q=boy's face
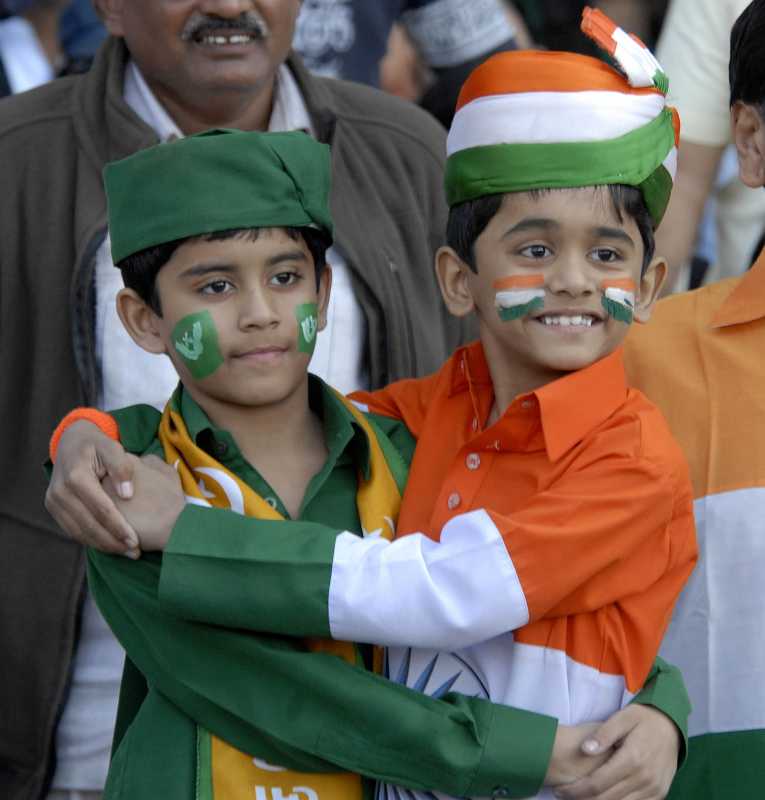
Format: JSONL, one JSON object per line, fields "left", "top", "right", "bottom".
{"left": 120, "top": 229, "right": 329, "bottom": 413}
{"left": 438, "top": 187, "right": 665, "bottom": 389}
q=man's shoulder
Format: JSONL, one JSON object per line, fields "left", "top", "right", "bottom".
{"left": 312, "top": 74, "right": 446, "bottom": 162}
{"left": 0, "top": 75, "right": 79, "bottom": 142}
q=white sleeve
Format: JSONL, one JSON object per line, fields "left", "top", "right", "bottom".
{"left": 327, "top": 509, "right": 529, "bottom": 649}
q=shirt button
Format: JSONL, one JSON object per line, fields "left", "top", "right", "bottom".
{"left": 492, "top": 787, "right": 511, "bottom": 798}
{"left": 213, "top": 439, "right": 228, "bottom": 457}
{"left": 471, "top": 417, "right": 478, "bottom": 431}
{"left": 447, "top": 492, "right": 461, "bottom": 510}
{"left": 466, "top": 453, "right": 481, "bottom": 470}
{"left": 264, "top": 496, "right": 278, "bottom": 509}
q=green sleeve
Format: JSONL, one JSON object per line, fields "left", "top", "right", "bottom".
{"left": 629, "top": 656, "right": 690, "bottom": 768}
{"left": 88, "top": 548, "right": 555, "bottom": 798}
{"left": 160, "top": 507, "right": 338, "bottom": 636}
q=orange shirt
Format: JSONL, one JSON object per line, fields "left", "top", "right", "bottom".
{"left": 353, "top": 344, "right": 697, "bottom": 699}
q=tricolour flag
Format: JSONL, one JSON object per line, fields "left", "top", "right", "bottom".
{"left": 493, "top": 275, "right": 545, "bottom": 321}
{"left": 601, "top": 278, "right": 636, "bottom": 324}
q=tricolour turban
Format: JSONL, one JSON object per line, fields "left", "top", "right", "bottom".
{"left": 444, "top": 7, "right": 680, "bottom": 226}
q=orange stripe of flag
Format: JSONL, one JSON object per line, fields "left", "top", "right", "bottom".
{"left": 493, "top": 275, "right": 546, "bottom": 291}
{"left": 581, "top": 7, "right": 617, "bottom": 56}
{"left": 601, "top": 278, "right": 636, "bottom": 291}
{"left": 455, "top": 51, "right": 662, "bottom": 111}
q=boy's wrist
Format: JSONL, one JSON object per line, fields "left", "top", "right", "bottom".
{"left": 50, "top": 407, "right": 119, "bottom": 463}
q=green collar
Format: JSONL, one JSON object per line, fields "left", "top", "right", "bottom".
{"left": 170, "top": 377, "right": 372, "bottom": 480}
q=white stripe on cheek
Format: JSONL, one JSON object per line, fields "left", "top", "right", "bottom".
{"left": 495, "top": 288, "right": 546, "bottom": 309}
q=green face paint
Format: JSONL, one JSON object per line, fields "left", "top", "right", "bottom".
{"left": 296, "top": 302, "right": 319, "bottom": 355}
{"left": 172, "top": 310, "right": 224, "bottom": 379}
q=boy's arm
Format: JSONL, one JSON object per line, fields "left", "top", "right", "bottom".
{"left": 87, "top": 546, "right": 558, "bottom": 798}
{"left": 159, "top": 449, "right": 695, "bottom": 687}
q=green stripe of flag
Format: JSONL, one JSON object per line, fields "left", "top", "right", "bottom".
{"left": 668, "top": 728, "right": 765, "bottom": 800}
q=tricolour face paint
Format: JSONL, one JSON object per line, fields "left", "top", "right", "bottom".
{"left": 172, "top": 310, "right": 224, "bottom": 379}
{"left": 296, "top": 302, "right": 319, "bottom": 354}
{"left": 601, "top": 278, "right": 636, "bottom": 324}
{"left": 493, "top": 275, "right": 545, "bottom": 321}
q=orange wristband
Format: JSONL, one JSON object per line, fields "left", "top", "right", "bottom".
{"left": 49, "top": 408, "right": 120, "bottom": 463}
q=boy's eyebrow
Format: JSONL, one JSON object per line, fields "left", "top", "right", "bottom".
{"left": 178, "top": 249, "right": 309, "bottom": 279}
{"left": 502, "top": 218, "right": 560, "bottom": 238}
{"left": 592, "top": 226, "right": 636, "bottom": 248}
{"left": 264, "top": 250, "right": 310, "bottom": 268}
{"left": 178, "top": 263, "right": 237, "bottom": 279}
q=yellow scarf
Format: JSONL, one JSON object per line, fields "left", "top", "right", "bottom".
{"left": 158, "top": 390, "right": 402, "bottom": 800}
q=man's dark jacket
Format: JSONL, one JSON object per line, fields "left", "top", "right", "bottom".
{"left": 0, "top": 38, "right": 466, "bottom": 800}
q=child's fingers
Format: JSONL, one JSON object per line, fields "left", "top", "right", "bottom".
{"left": 45, "top": 486, "right": 137, "bottom": 555}
{"left": 46, "top": 458, "right": 139, "bottom": 551}
{"left": 95, "top": 437, "right": 135, "bottom": 500}
{"left": 581, "top": 704, "right": 639, "bottom": 754}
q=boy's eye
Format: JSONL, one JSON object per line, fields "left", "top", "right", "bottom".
{"left": 270, "top": 271, "right": 301, "bottom": 287}
{"left": 591, "top": 248, "right": 620, "bottom": 263}
{"left": 201, "top": 279, "right": 233, "bottom": 295}
{"left": 519, "top": 244, "right": 552, "bottom": 259}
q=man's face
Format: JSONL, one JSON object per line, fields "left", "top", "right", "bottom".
{"left": 149, "top": 229, "right": 329, "bottom": 414}
{"left": 101, "top": 0, "right": 301, "bottom": 98}
{"left": 463, "top": 187, "right": 663, "bottom": 388}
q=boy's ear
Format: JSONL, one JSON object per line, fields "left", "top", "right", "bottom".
{"left": 116, "top": 288, "right": 167, "bottom": 354}
{"left": 435, "top": 246, "right": 475, "bottom": 318}
{"left": 316, "top": 265, "right": 332, "bottom": 331}
{"left": 633, "top": 256, "right": 667, "bottom": 324}
{"left": 731, "top": 101, "right": 765, "bottom": 189}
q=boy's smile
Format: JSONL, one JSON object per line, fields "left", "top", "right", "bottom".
{"left": 439, "top": 187, "right": 665, "bottom": 403}
{"left": 137, "top": 229, "right": 329, "bottom": 415}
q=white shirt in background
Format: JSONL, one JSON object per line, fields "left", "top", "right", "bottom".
{"left": 0, "top": 17, "right": 54, "bottom": 94}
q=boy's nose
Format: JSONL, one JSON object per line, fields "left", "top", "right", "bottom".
{"left": 238, "top": 289, "right": 279, "bottom": 330}
{"left": 546, "top": 259, "right": 596, "bottom": 297}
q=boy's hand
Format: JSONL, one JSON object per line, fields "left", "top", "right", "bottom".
{"left": 102, "top": 455, "right": 186, "bottom": 552}
{"left": 546, "top": 723, "right": 612, "bottom": 786}
{"left": 45, "top": 420, "right": 140, "bottom": 556}
{"left": 553, "top": 705, "right": 680, "bottom": 800}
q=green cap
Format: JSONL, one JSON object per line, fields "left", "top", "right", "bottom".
{"left": 104, "top": 129, "right": 334, "bottom": 264}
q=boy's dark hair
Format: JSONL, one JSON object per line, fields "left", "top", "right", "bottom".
{"left": 118, "top": 227, "right": 330, "bottom": 315}
{"left": 446, "top": 185, "right": 656, "bottom": 274}
{"left": 729, "top": 0, "right": 765, "bottom": 109}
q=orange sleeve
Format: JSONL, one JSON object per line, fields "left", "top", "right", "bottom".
{"left": 484, "top": 426, "right": 697, "bottom": 688}
{"left": 492, "top": 423, "right": 696, "bottom": 621}
{"left": 49, "top": 408, "right": 119, "bottom": 463}
{"left": 350, "top": 371, "right": 441, "bottom": 439}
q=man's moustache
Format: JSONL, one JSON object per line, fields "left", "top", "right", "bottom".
{"left": 180, "top": 12, "right": 270, "bottom": 42}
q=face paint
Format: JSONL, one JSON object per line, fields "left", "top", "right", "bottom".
{"left": 296, "top": 302, "right": 319, "bottom": 354}
{"left": 601, "top": 279, "right": 636, "bottom": 324}
{"left": 493, "top": 275, "right": 545, "bottom": 321}
{"left": 172, "top": 310, "right": 224, "bottom": 379}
